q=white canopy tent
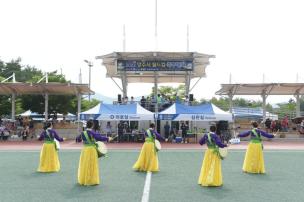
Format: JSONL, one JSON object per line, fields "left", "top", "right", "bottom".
{"left": 158, "top": 103, "right": 233, "bottom": 122}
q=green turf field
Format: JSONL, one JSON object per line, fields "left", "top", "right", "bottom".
{"left": 0, "top": 150, "right": 303, "bottom": 202}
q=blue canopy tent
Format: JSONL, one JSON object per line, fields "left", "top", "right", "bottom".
{"left": 80, "top": 103, "right": 103, "bottom": 120}
{"left": 96, "top": 103, "right": 154, "bottom": 121}
{"left": 80, "top": 103, "right": 154, "bottom": 121}
{"left": 158, "top": 103, "right": 233, "bottom": 122}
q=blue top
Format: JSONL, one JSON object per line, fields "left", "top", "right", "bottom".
{"left": 238, "top": 128, "right": 274, "bottom": 139}
{"left": 164, "top": 124, "right": 170, "bottom": 132}
{"left": 38, "top": 129, "right": 64, "bottom": 142}
{"left": 145, "top": 129, "right": 164, "bottom": 141}
{"left": 76, "top": 129, "right": 108, "bottom": 144}
{"left": 199, "top": 132, "right": 226, "bottom": 148}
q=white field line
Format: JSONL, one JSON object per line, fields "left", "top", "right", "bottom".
{"left": 141, "top": 171, "right": 152, "bottom": 202}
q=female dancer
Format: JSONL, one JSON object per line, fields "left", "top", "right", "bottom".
{"left": 76, "top": 120, "right": 112, "bottom": 186}
{"left": 37, "top": 122, "right": 64, "bottom": 172}
{"left": 198, "top": 125, "right": 227, "bottom": 187}
{"left": 238, "top": 121, "right": 275, "bottom": 174}
{"left": 133, "top": 123, "right": 164, "bottom": 172}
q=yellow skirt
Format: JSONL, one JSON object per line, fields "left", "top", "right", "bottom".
{"left": 37, "top": 143, "right": 60, "bottom": 173}
{"left": 242, "top": 142, "right": 265, "bottom": 174}
{"left": 133, "top": 142, "right": 159, "bottom": 172}
{"left": 198, "top": 148, "right": 223, "bottom": 187}
{"left": 78, "top": 146, "right": 100, "bottom": 186}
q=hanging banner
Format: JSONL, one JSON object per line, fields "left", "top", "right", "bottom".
{"left": 117, "top": 60, "right": 193, "bottom": 71}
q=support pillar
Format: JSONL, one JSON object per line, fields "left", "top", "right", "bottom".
{"left": 45, "top": 93, "right": 49, "bottom": 121}
{"left": 11, "top": 93, "right": 16, "bottom": 120}
{"left": 228, "top": 93, "right": 233, "bottom": 113}
{"left": 296, "top": 93, "right": 300, "bottom": 117}
{"left": 262, "top": 93, "right": 267, "bottom": 122}
{"left": 154, "top": 71, "right": 158, "bottom": 129}
{"left": 185, "top": 71, "right": 191, "bottom": 96}
{"left": 77, "top": 93, "right": 82, "bottom": 132}
{"left": 122, "top": 71, "right": 128, "bottom": 98}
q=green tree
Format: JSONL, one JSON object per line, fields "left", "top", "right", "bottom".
{"left": 0, "top": 95, "right": 11, "bottom": 116}
{"left": 0, "top": 58, "right": 100, "bottom": 116}
{"left": 20, "top": 71, "right": 76, "bottom": 114}
{"left": 209, "top": 97, "right": 230, "bottom": 111}
{"left": 151, "top": 84, "right": 186, "bottom": 100}
{"left": 81, "top": 99, "right": 100, "bottom": 112}
{"left": 275, "top": 98, "right": 296, "bottom": 118}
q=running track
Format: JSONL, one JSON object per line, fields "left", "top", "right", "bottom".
{"left": 1, "top": 140, "right": 304, "bottom": 150}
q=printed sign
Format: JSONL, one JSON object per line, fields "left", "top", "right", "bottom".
{"left": 117, "top": 60, "right": 193, "bottom": 71}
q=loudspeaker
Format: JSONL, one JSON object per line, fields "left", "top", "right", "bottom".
{"left": 118, "top": 94, "right": 122, "bottom": 103}
{"left": 189, "top": 94, "right": 194, "bottom": 101}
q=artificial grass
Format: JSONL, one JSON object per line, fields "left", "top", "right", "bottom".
{"left": 151, "top": 150, "right": 304, "bottom": 202}
{"left": 0, "top": 150, "right": 303, "bottom": 202}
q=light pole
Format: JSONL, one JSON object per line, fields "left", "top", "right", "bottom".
{"left": 84, "top": 60, "right": 93, "bottom": 101}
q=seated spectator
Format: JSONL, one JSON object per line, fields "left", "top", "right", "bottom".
{"left": 265, "top": 118, "right": 271, "bottom": 133}
{"left": 299, "top": 120, "right": 304, "bottom": 134}
{"left": 105, "top": 121, "right": 112, "bottom": 137}
{"left": 281, "top": 116, "right": 289, "bottom": 132}
{"left": 184, "top": 95, "right": 190, "bottom": 106}
{"left": 118, "top": 121, "right": 124, "bottom": 142}
{"left": 271, "top": 120, "right": 276, "bottom": 132}
{"left": 124, "top": 96, "right": 129, "bottom": 104}
{"left": 275, "top": 120, "right": 282, "bottom": 132}
{"left": 130, "top": 96, "right": 135, "bottom": 104}
{"left": 169, "top": 128, "right": 176, "bottom": 142}
{"left": 22, "top": 124, "right": 29, "bottom": 141}
{"left": 140, "top": 96, "right": 146, "bottom": 108}
{"left": 121, "top": 97, "right": 125, "bottom": 104}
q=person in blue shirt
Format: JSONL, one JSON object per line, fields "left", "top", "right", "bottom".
{"left": 164, "top": 121, "right": 170, "bottom": 142}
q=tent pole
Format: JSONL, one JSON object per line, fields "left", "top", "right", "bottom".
{"left": 295, "top": 93, "right": 300, "bottom": 117}
{"left": 77, "top": 93, "right": 81, "bottom": 132}
{"left": 261, "top": 93, "right": 266, "bottom": 122}
{"left": 154, "top": 71, "right": 158, "bottom": 129}
{"left": 228, "top": 93, "right": 233, "bottom": 113}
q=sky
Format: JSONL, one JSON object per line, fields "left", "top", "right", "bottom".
{"left": 1, "top": 0, "right": 304, "bottom": 104}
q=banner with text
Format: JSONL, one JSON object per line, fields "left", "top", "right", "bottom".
{"left": 117, "top": 60, "right": 193, "bottom": 71}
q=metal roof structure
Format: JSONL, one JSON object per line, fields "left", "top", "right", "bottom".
{"left": 97, "top": 51, "right": 215, "bottom": 115}
{"left": 97, "top": 52, "right": 215, "bottom": 83}
{"left": 0, "top": 82, "right": 93, "bottom": 122}
{"left": 216, "top": 83, "right": 304, "bottom": 96}
{"left": 0, "top": 82, "right": 93, "bottom": 95}
{"left": 216, "top": 83, "right": 304, "bottom": 119}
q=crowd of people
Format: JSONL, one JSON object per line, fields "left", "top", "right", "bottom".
{"left": 116, "top": 94, "right": 191, "bottom": 112}
{"left": 264, "top": 116, "right": 289, "bottom": 133}
{"left": 0, "top": 116, "right": 35, "bottom": 141}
